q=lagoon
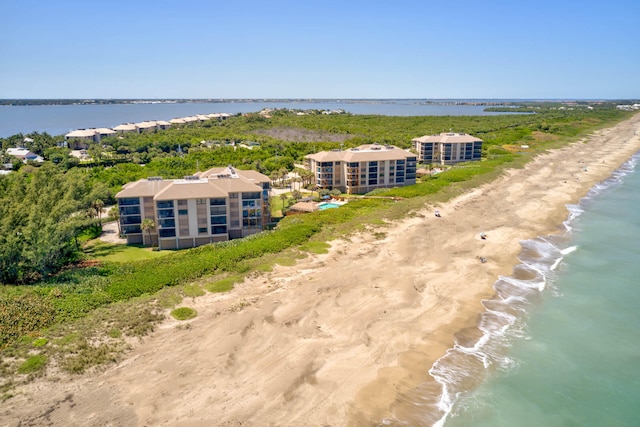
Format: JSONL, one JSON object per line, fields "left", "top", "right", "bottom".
{"left": 0, "top": 100, "right": 522, "bottom": 138}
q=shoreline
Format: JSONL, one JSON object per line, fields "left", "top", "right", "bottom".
{"left": 2, "top": 113, "right": 640, "bottom": 426}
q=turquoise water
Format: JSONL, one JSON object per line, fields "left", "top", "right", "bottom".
{"left": 318, "top": 202, "right": 342, "bottom": 210}
{"left": 439, "top": 152, "right": 640, "bottom": 426}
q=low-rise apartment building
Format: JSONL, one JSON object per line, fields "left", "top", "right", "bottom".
{"left": 116, "top": 166, "right": 271, "bottom": 250}
{"left": 305, "top": 144, "right": 417, "bottom": 194}
{"left": 412, "top": 132, "right": 483, "bottom": 165}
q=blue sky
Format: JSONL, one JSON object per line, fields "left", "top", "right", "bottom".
{"left": 1, "top": 0, "right": 638, "bottom": 99}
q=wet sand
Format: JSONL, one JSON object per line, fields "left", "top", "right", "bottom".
{"left": 3, "top": 112, "right": 640, "bottom": 427}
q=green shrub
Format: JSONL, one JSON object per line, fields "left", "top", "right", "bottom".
{"left": 171, "top": 307, "right": 197, "bottom": 321}
{"left": 182, "top": 284, "right": 205, "bottom": 298}
{"left": 32, "top": 338, "right": 48, "bottom": 348}
{"left": 17, "top": 354, "right": 47, "bottom": 374}
{"left": 205, "top": 275, "right": 244, "bottom": 293}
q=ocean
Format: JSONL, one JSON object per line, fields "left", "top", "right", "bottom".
{"left": 0, "top": 100, "right": 520, "bottom": 138}
{"left": 425, "top": 151, "right": 640, "bottom": 426}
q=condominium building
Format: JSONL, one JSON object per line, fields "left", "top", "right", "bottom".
{"left": 412, "top": 132, "right": 483, "bottom": 165}
{"left": 115, "top": 166, "right": 271, "bottom": 250}
{"left": 304, "top": 144, "right": 417, "bottom": 194}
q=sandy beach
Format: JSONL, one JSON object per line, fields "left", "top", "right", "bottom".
{"left": 3, "top": 113, "right": 640, "bottom": 427}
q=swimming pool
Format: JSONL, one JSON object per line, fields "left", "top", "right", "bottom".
{"left": 318, "top": 202, "right": 342, "bottom": 210}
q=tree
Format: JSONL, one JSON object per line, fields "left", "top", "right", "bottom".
{"left": 141, "top": 218, "right": 155, "bottom": 247}
{"left": 107, "top": 207, "right": 121, "bottom": 236}
{"left": 279, "top": 193, "right": 288, "bottom": 209}
{"left": 278, "top": 167, "right": 289, "bottom": 188}
{"left": 92, "top": 199, "right": 105, "bottom": 226}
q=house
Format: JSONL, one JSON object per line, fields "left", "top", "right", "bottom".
{"left": 115, "top": 166, "right": 271, "bottom": 250}
{"left": 135, "top": 121, "right": 158, "bottom": 133}
{"left": 6, "top": 147, "right": 44, "bottom": 163}
{"left": 64, "top": 127, "right": 117, "bottom": 147}
{"left": 412, "top": 132, "right": 483, "bottom": 165}
{"left": 95, "top": 128, "right": 117, "bottom": 141}
{"left": 304, "top": 144, "right": 417, "bottom": 194}
{"left": 64, "top": 129, "right": 97, "bottom": 149}
{"left": 156, "top": 120, "right": 172, "bottom": 130}
{"left": 113, "top": 123, "right": 138, "bottom": 134}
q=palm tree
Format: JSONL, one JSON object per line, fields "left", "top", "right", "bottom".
{"left": 107, "top": 207, "right": 121, "bottom": 236}
{"left": 141, "top": 218, "right": 156, "bottom": 247}
{"left": 93, "top": 199, "right": 105, "bottom": 226}
{"left": 279, "top": 193, "right": 288, "bottom": 209}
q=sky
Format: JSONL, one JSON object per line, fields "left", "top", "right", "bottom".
{"left": 1, "top": 0, "right": 639, "bottom": 100}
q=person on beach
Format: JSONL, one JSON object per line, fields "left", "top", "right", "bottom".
{"left": 434, "top": 209, "right": 441, "bottom": 217}
{"left": 480, "top": 232, "right": 487, "bottom": 240}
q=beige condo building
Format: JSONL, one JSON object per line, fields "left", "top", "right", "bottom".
{"left": 304, "top": 144, "right": 417, "bottom": 194}
{"left": 412, "top": 132, "right": 483, "bottom": 165}
{"left": 116, "top": 166, "right": 271, "bottom": 250}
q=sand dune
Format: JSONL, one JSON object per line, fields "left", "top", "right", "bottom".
{"left": 3, "top": 113, "right": 640, "bottom": 427}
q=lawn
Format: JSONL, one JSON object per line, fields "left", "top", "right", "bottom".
{"left": 84, "top": 240, "right": 173, "bottom": 263}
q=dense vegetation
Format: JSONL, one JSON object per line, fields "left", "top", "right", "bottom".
{"left": 0, "top": 104, "right": 633, "bottom": 387}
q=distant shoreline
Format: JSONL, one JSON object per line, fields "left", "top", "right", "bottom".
{"left": 0, "top": 98, "right": 625, "bottom": 107}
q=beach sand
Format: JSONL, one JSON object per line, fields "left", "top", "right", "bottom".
{"left": 3, "top": 113, "right": 640, "bottom": 427}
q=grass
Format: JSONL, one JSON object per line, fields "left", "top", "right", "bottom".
{"left": 205, "top": 275, "right": 245, "bottom": 293}
{"left": 299, "top": 241, "right": 331, "bottom": 254}
{"left": 83, "top": 240, "right": 172, "bottom": 263}
{"left": 171, "top": 307, "right": 197, "bottom": 320}
{"left": 17, "top": 355, "right": 47, "bottom": 375}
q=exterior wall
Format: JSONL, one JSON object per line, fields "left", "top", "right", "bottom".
{"left": 415, "top": 140, "right": 482, "bottom": 165}
{"left": 117, "top": 173, "right": 271, "bottom": 250}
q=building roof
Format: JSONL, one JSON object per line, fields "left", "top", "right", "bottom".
{"left": 305, "top": 144, "right": 416, "bottom": 163}
{"left": 135, "top": 121, "right": 157, "bottom": 129}
{"left": 116, "top": 179, "right": 172, "bottom": 198}
{"left": 156, "top": 120, "right": 171, "bottom": 126}
{"left": 289, "top": 201, "right": 319, "bottom": 212}
{"left": 169, "top": 118, "right": 186, "bottom": 124}
{"left": 412, "top": 132, "right": 483, "bottom": 143}
{"left": 154, "top": 179, "right": 228, "bottom": 200}
{"left": 113, "top": 123, "right": 137, "bottom": 131}
{"left": 116, "top": 167, "right": 269, "bottom": 201}
{"left": 200, "top": 166, "right": 270, "bottom": 184}
{"left": 65, "top": 129, "right": 97, "bottom": 138}
{"left": 95, "top": 128, "right": 116, "bottom": 135}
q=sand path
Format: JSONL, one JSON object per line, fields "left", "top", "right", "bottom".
{"left": 3, "top": 113, "right": 640, "bottom": 427}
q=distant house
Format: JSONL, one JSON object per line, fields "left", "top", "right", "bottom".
{"left": 64, "top": 129, "right": 96, "bottom": 149}
{"left": 95, "top": 128, "right": 116, "bottom": 141}
{"left": 115, "top": 166, "right": 271, "bottom": 250}
{"left": 6, "top": 147, "right": 44, "bottom": 163}
{"left": 156, "top": 120, "right": 172, "bottom": 130}
{"left": 134, "top": 121, "right": 158, "bottom": 133}
{"left": 304, "top": 143, "right": 417, "bottom": 194}
{"left": 412, "top": 132, "right": 483, "bottom": 165}
{"left": 64, "top": 128, "right": 116, "bottom": 148}
{"left": 113, "top": 123, "right": 138, "bottom": 134}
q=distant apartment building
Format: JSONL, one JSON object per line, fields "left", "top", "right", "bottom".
{"left": 412, "top": 132, "right": 483, "bottom": 165}
{"left": 64, "top": 128, "right": 117, "bottom": 148}
{"left": 304, "top": 144, "right": 417, "bottom": 194}
{"left": 115, "top": 166, "right": 271, "bottom": 250}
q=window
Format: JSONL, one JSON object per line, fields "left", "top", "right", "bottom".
{"left": 196, "top": 198, "right": 206, "bottom": 205}
{"left": 210, "top": 198, "right": 226, "bottom": 206}
{"left": 178, "top": 209, "right": 188, "bottom": 215}
{"left": 177, "top": 200, "right": 187, "bottom": 206}
{"left": 157, "top": 200, "right": 174, "bottom": 209}
{"left": 159, "top": 228, "right": 176, "bottom": 238}
{"left": 198, "top": 227, "right": 207, "bottom": 234}
{"left": 212, "top": 225, "right": 227, "bottom": 234}
{"left": 119, "top": 198, "right": 140, "bottom": 206}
